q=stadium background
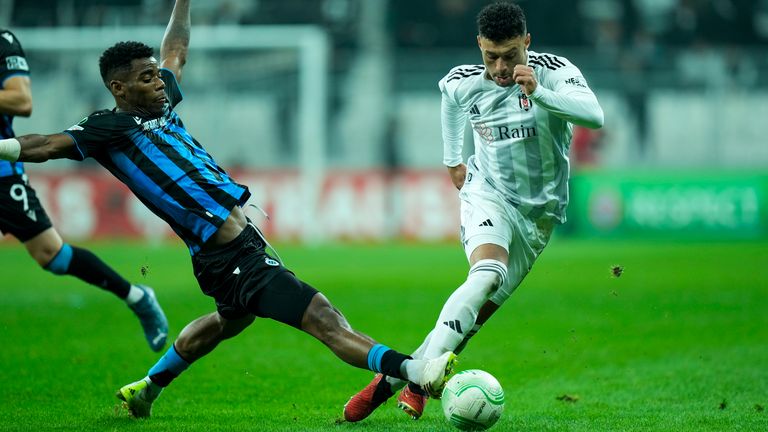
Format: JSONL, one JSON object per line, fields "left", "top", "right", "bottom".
{"left": 0, "top": 1, "right": 766, "bottom": 431}
{"left": 3, "top": 0, "right": 767, "bottom": 243}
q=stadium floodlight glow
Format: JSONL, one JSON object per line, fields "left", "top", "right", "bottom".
{"left": 18, "top": 25, "right": 329, "bottom": 243}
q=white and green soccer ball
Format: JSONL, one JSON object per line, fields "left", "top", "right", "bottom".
{"left": 441, "top": 369, "right": 505, "bottom": 431}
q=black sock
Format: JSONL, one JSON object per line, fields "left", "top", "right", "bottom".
{"left": 373, "top": 376, "right": 395, "bottom": 401}
{"left": 407, "top": 381, "right": 427, "bottom": 396}
{"left": 379, "top": 350, "right": 410, "bottom": 380}
{"left": 66, "top": 246, "right": 131, "bottom": 299}
{"left": 148, "top": 370, "right": 178, "bottom": 387}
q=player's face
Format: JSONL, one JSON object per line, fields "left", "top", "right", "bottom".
{"left": 478, "top": 34, "right": 531, "bottom": 87}
{"left": 118, "top": 57, "right": 167, "bottom": 116}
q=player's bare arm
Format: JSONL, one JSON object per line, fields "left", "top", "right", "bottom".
{"left": 0, "top": 76, "right": 32, "bottom": 117}
{"left": 512, "top": 64, "right": 537, "bottom": 95}
{"left": 448, "top": 164, "right": 467, "bottom": 190}
{"left": 160, "top": 0, "right": 190, "bottom": 83}
{"left": 0, "top": 133, "right": 78, "bottom": 163}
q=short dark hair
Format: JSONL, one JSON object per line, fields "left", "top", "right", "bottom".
{"left": 99, "top": 41, "right": 154, "bottom": 85}
{"left": 477, "top": 2, "right": 527, "bottom": 42}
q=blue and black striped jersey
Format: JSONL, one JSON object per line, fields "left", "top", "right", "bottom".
{"left": 64, "top": 68, "right": 251, "bottom": 255}
{"left": 0, "top": 29, "right": 29, "bottom": 178}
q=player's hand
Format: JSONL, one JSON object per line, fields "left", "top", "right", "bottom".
{"left": 513, "top": 65, "right": 537, "bottom": 95}
{"left": 448, "top": 164, "right": 467, "bottom": 190}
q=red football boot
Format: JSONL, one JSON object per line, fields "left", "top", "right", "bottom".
{"left": 343, "top": 374, "right": 395, "bottom": 422}
{"left": 397, "top": 383, "right": 428, "bottom": 420}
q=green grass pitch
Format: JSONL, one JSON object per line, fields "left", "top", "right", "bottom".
{"left": 0, "top": 238, "right": 766, "bottom": 431}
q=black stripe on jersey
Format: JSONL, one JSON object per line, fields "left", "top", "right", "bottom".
{"left": 447, "top": 70, "right": 483, "bottom": 83}
{"left": 529, "top": 58, "right": 553, "bottom": 70}
{"left": 530, "top": 55, "right": 556, "bottom": 70}
{"left": 447, "top": 70, "right": 483, "bottom": 81}
{"left": 192, "top": 137, "right": 230, "bottom": 180}
{"left": 128, "top": 183, "right": 204, "bottom": 245}
{"left": 447, "top": 65, "right": 484, "bottom": 79}
{"left": 120, "top": 138, "right": 226, "bottom": 235}
{"left": 448, "top": 64, "right": 483, "bottom": 74}
{"left": 167, "top": 131, "right": 226, "bottom": 183}
{"left": 166, "top": 113, "right": 228, "bottom": 183}
{"left": 107, "top": 163, "right": 205, "bottom": 246}
{"left": 144, "top": 131, "right": 237, "bottom": 212}
{"left": 542, "top": 54, "right": 566, "bottom": 67}
{"left": 530, "top": 54, "right": 565, "bottom": 70}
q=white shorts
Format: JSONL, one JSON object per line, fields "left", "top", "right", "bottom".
{"left": 458, "top": 164, "right": 554, "bottom": 305}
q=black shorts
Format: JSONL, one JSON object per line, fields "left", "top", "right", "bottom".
{"left": 0, "top": 175, "right": 53, "bottom": 242}
{"left": 191, "top": 223, "right": 318, "bottom": 327}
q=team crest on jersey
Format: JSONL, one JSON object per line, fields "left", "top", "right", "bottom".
{"left": 518, "top": 94, "right": 532, "bottom": 111}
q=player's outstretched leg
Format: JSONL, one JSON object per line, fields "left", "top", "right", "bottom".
{"left": 29, "top": 231, "right": 170, "bottom": 351}
{"left": 297, "top": 290, "right": 457, "bottom": 419}
{"left": 393, "top": 317, "right": 487, "bottom": 419}
{"left": 342, "top": 352, "right": 457, "bottom": 422}
{"left": 360, "top": 259, "right": 505, "bottom": 421}
{"left": 117, "top": 312, "right": 254, "bottom": 418}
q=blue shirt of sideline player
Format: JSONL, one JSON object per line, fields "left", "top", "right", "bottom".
{"left": 0, "top": 0, "right": 457, "bottom": 419}
{"left": 0, "top": 28, "right": 167, "bottom": 352}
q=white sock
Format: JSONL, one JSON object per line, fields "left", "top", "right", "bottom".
{"left": 399, "top": 358, "right": 428, "bottom": 385}
{"left": 410, "top": 330, "right": 434, "bottom": 360}
{"left": 385, "top": 375, "right": 408, "bottom": 391}
{"left": 125, "top": 285, "right": 145, "bottom": 305}
{"left": 422, "top": 260, "right": 506, "bottom": 360}
{"left": 383, "top": 329, "right": 436, "bottom": 390}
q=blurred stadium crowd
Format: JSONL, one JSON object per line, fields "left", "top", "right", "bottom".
{"left": 2, "top": 0, "right": 766, "bottom": 169}
{"left": 7, "top": 0, "right": 766, "bottom": 47}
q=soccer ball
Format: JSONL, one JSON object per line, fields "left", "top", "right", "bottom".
{"left": 441, "top": 369, "right": 505, "bottom": 431}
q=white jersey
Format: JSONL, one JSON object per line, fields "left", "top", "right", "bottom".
{"left": 439, "top": 50, "right": 603, "bottom": 223}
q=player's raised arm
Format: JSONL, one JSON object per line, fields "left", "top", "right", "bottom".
{"left": 0, "top": 133, "right": 78, "bottom": 163}
{"left": 523, "top": 61, "right": 604, "bottom": 129}
{"left": 160, "top": 0, "right": 190, "bottom": 83}
{"left": 0, "top": 75, "right": 32, "bottom": 117}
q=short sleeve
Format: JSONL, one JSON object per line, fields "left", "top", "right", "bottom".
{"left": 160, "top": 68, "right": 183, "bottom": 108}
{"left": 0, "top": 30, "right": 30, "bottom": 84}
{"left": 63, "top": 111, "right": 133, "bottom": 160}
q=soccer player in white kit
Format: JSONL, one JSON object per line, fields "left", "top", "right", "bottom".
{"left": 343, "top": 1, "right": 604, "bottom": 423}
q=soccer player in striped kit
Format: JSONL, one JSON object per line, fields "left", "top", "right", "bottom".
{"left": 344, "top": 1, "right": 604, "bottom": 422}
{"left": 0, "top": 28, "right": 168, "bottom": 352}
{"left": 0, "top": 0, "right": 457, "bottom": 419}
